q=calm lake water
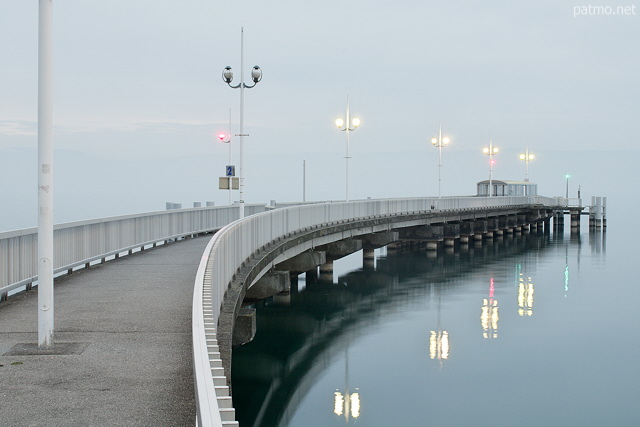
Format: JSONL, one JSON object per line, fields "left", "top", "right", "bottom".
{"left": 232, "top": 201, "right": 639, "bottom": 426}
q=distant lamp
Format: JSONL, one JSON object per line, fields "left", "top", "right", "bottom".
{"left": 519, "top": 148, "right": 535, "bottom": 182}
{"left": 431, "top": 125, "right": 450, "bottom": 198}
{"left": 335, "top": 96, "right": 361, "bottom": 202}
{"left": 482, "top": 140, "right": 499, "bottom": 196}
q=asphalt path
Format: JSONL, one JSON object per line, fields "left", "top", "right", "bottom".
{"left": 0, "top": 235, "right": 211, "bottom": 426}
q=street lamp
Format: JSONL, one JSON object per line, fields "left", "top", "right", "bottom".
{"left": 519, "top": 148, "right": 535, "bottom": 182}
{"left": 222, "top": 27, "right": 263, "bottom": 219}
{"left": 431, "top": 125, "right": 450, "bottom": 198}
{"left": 335, "top": 96, "right": 360, "bottom": 202}
{"left": 482, "top": 140, "right": 499, "bottom": 196}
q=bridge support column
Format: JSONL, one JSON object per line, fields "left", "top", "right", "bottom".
{"left": 319, "top": 261, "right": 333, "bottom": 282}
{"left": 363, "top": 248, "right": 375, "bottom": 269}
{"left": 232, "top": 307, "right": 256, "bottom": 347}
{"left": 245, "top": 270, "right": 290, "bottom": 301}
{"left": 570, "top": 209, "right": 581, "bottom": 233}
{"left": 276, "top": 251, "right": 326, "bottom": 277}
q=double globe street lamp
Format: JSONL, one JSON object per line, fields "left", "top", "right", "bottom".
{"left": 431, "top": 125, "right": 450, "bottom": 198}
{"left": 519, "top": 148, "right": 535, "bottom": 182}
{"left": 335, "top": 97, "right": 361, "bottom": 202}
{"left": 482, "top": 140, "right": 499, "bottom": 196}
{"left": 222, "top": 27, "right": 262, "bottom": 219}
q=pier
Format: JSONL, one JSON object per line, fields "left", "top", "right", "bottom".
{"left": 0, "top": 195, "right": 606, "bottom": 426}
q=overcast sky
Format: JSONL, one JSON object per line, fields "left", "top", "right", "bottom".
{"left": 1, "top": 1, "right": 638, "bottom": 230}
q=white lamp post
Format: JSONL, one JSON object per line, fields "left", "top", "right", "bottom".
{"left": 222, "top": 27, "right": 262, "bottom": 219}
{"left": 519, "top": 148, "right": 535, "bottom": 182}
{"left": 38, "top": 0, "right": 54, "bottom": 348}
{"left": 335, "top": 96, "right": 360, "bottom": 202}
{"left": 431, "top": 125, "right": 450, "bottom": 198}
{"left": 482, "top": 140, "right": 499, "bottom": 196}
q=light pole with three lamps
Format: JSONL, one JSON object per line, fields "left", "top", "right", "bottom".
{"left": 222, "top": 27, "right": 262, "bottom": 219}
{"left": 431, "top": 125, "right": 450, "bottom": 198}
{"left": 482, "top": 140, "right": 499, "bottom": 196}
{"left": 335, "top": 97, "right": 361, "bottom": 202}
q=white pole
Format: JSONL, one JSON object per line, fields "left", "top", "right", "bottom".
{"left": 238, "top": 27, "right": 245, "bottom": 219}
{"left": 488, "top": 139, "right": 493, "bottom": 197}
{"left": 38, "top": 0, "right": 54, "bottom": 348}
{"left": 303, "top": 160, "right": 306, "bottom": 202}
{"left": 437, "top": 125, "right": 443, "bottom": 198}
{"left": 345, "top": 96, "right": 350, "bottom": 202}
{"left": 228, "top": 108, "right": 232, "bottom": 205}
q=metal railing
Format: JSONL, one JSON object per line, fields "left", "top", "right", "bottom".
{"left": 0, "top": 204, "right": 266, "bottom": 299}
{"left": 192, "top": 195, "right": 561, "bottom": 426}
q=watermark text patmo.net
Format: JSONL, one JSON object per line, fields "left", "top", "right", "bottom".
{"left": 574, "top": 4, "right": 637, "bottom": 17}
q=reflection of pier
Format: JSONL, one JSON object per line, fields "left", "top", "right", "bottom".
{"left": 232, "top": 231, "right": 574, "bottom": 426}
{"left": 481, "top": 277, "right": 500, "bottom": 338}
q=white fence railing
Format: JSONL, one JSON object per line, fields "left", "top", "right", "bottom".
{"left": 192, "top": 195, "right": 562, "bottom": 426}
{"left": 0, "top": 204, "right": 266, "bottom": 298}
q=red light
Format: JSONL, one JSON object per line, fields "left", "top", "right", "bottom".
{"left": 490, "top": 159, "right": 496, "bottom": 165}
{"left": 218, "top": 133, "right": 227, "bottom": 141}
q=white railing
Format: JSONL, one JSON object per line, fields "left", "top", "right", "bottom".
{"left": 192, "top": 195, "right": 561, "bottom": 426}
{"left": 0, "top": 204, "right": 266, "bottom": 298}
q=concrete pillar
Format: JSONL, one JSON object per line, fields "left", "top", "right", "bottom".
{"left": 246, "top": 271, "right": 291, "bottom": 300}
{"left": 232, "top": 307, "right": 256, "bottom": 347}
{"left": 272, "top": 292, "right": 291, "bottom": 306}
{"left": 319, "top": 260, "right": 333, "bottom": 282}
{"left": 363, "top": 248, "right": 375, "bottom": 260}
{"left": 387, "top": 242, "right": 402, "bottom": 252}
{"left": 426, "top": 240, "right": 439, "bottom": 251}
{"left": 305, "top": 267, "right": 318, "bottom": 283}
{"left": 570, "top": 210, "right": 581, "bottom": 233}
{"left": 276, "top": 251, "right": 326, "bottom": 275}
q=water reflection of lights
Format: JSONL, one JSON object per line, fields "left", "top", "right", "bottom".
{"left": 334, "top": 390, "right": 360, "bottom": 421}
{"left": 480, "top": 277, "right": 499, "bottom": 339}
{"left": 429, "top": 330, "right": 450, "bottom": 360}
{"left": 333, "top": 346, "right": 360, "bottom": 423}
{"left": 517, "top": 273, "right": 535, "bottom": 317}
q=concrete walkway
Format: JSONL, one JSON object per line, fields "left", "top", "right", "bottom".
{"left": 0, "top": 235, "right": 211, "bottom": 426}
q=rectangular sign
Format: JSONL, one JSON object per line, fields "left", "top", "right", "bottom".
{"left": 219, "top": 177, "right": 239, "bottom": 190}
{"left": 226, "top": 165, "right": 236, "bottom": 177}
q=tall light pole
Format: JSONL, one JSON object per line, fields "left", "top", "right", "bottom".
{"left": 519, "top": 148, "right": 535, "bottom": 182}
{"left": 482, "top": 139, "right": 499, "bottom": 197}
{"left": 335, "top": 96, "right": 360, "bottom": 202}
{"left": 222, "top": 27, "right": 262, "bottom": 219}
{"left": 431, "top": 125, "right": 450, "bottom": 198}
{"left": 565, "top": 174, "right": 570, "bottom": 199}
{"left": 38, "top": 0, "right": 54, "bottom": 348}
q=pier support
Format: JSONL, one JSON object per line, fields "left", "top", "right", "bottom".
{"left": 245, "top": 270, "right": 290, "bottom": 300}
{"left": 232, "top": 307, "right": 256, "bottom": 347}
{"left": 276, "top": 251, "right": 326, "bottom": 277}
{"left": 319, "top": 260, "right": 334, "bottom": 282}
